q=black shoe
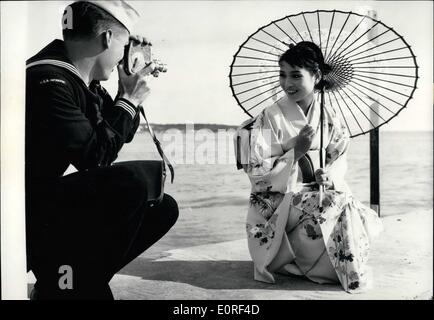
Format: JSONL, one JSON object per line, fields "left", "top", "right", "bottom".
{"left": 29, "top": 281, "right": 114, "bottom": 300}
{"left": 29, "top": 286, "right": 40, "bottom": 300}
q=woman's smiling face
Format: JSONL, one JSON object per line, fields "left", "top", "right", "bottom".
{"left": 279, "top": 61, "right": 319, "bottom": 108}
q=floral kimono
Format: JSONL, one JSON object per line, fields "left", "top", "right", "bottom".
{"left": 234, "top": 94, "right": 383, "bottom": 293}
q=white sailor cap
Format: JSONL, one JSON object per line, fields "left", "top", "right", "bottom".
{"left": 85, "top": 1, "right": 140, "bottom": 33}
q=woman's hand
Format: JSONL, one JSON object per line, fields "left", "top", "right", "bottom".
{"left": 314, "top": 168, "right": 333, "bottom": 189}
{"left": 294, "top": 124, "right": 315, "bottom": 161}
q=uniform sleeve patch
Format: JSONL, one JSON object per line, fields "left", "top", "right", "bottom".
{"left": 39, "top": 78, "right": 66, "bottom": 85}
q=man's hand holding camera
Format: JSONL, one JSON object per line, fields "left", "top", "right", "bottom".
{"left": 118, "top": 35, "right": 166, "bottom": 107}
{"left": 117, "top": 61, "right": 153, "bottom": 107}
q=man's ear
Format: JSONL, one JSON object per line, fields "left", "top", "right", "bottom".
{"left": 102, "top": 29, "right": 113, "bottom": 49}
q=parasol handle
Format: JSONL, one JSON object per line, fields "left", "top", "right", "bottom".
{"left": 319, "top": 185, "right": 324, "bottom": 208}
{"left": 319, "top": 87, "right": 325, "bottom": 208}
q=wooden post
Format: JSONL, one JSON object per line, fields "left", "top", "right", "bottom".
{"left": 370, "top": 128, "right": 380, "bottom": 216}
{"left": 366, "top": 9, "right": 381, "bottom": 217}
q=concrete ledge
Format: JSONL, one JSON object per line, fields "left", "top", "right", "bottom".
{"left": 112, "top": 210, "right": 433, "bottom": 300}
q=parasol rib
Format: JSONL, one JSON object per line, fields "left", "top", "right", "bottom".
{"left": 317, "top": 11, "right": 322, "bottom": 49}
{"left": 354, "top": 65, "right": 416, "bottom": 69}
{"left": 236, "top": 79, "right": 280, "bottom": 96}
{"left": 328, "top": 66, "right": 354, "bottom": 86}
{"left": 286, "top": 17, "right": 305, "bottom": 41}
{"left": 330, "top": 91, "right": 356, "bottom": 136}
{"left": 346, "top": 82, "right": 397, "bottom": 115}
{"left": 261, "top": 29, "right": 287, "bottom": 46}
{"left": 327, "top": 71, "right": 351, "bottom": 86}
{"left": 236, "top": 56, "right": 278, "bottom": 63}
{"left": 331, "top": 64, "right": 354, "bottom": 75}
{"left": 352, "top": 76, "right": 413, "bottom": 97}
{"left": 332, "top": 63, "right": 354, "bottom": 73}
{"left": 272, "top": 21, "right": 297, "bottom": 44}
{"left": 329, "top": 66, "right": 354, "bottom": 78}
{"left": 352, "top": 73, "right": 415, "bottom": 88}
{"left": 351, "top": 56, "right": 414, "bottom": 65}
{"left": 247, "top": 89, "right": 284, "bottom": 111}
{"left": 231, "top": 64, "right": 279, "bottom": 68}
{"left": 353, "top": 69, "right": 417, "bottom": 79}
{"left": 302, "top": 12, "right": 315, "bottom": 43}
{"left": 328, "top": 15, "right": 367, "bottom": 61}
{"left": 338, "top": 84, "right": 378, "bottom": 129}
{"left": 325, "top": 12, "right": 351, "bottom": 61}
{"left": 327, "top": 91, "right": 353, "bottom": 136}
{"left": 243, "top": 46, "right": 281, "bottom": 57}
{"left": 251, "top": 37, "right": 286, "bottom": 52}
{"left": 342, "top": 30, "right": 393, "bottom": 60}
{"left": 347, "top": 47, "right": 409, "bottom": 63}
{"left": 350, "top": 80, "right": 404, "bottom": 106}
{"left": 334, "top": 22, "right": 380, "bottom": 58}
{"left": 324, "top": 10, "right": 336, "bottom": 59}
{"left": 232, "top": 74, "right": 279, "bottom": 87}
{"left": 231, "top": 70, "right": 279, "bottom": 77}
{"left": 240, "top": 83, "right": 282, "bottom": 104}
{"left": 330, "top": 64, "right": 354, "bottom": 76}
{"left": 344, "top": 37, "right": 400, "bottom": 60}
{"left": 335, "top": 88, "right": 366, "bottom": 134}
{"left": 330, "top": 71, "right": 353, "bottom": 80}
{"left": 327, "top": 54, "right": 348, "bottom": 65}
{"left": 343, "top": 86, "right": 388, "bottom": 122}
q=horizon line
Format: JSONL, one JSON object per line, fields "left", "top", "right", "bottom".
{"left": 143, "top": 123, "right": 433, "bottom": 131}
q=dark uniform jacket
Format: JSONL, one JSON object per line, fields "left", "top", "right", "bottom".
{"left": 26, "top": 39, "right": 140, "bottom": 185}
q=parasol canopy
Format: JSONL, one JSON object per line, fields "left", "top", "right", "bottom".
{"left": 229, "top": 10, "right": 419, "bottom": 138}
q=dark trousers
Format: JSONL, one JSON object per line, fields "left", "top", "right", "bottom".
{"left": 26, "top": 161, "right": 179, "bottom": 300}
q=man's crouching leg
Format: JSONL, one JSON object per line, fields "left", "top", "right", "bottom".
{"left": 114, "top": 193, "right": 179, "bottom": 274}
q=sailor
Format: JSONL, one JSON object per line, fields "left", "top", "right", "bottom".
{"left": 26, "top": 0, "right": 178, "bottom": 300}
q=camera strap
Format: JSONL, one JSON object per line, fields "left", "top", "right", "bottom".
{"left": 139, "top": 106, "right": 175, "bottom": 183}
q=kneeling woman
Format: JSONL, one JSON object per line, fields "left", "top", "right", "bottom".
{"left": 235, "top": 41, "right": 383, "bottom": 293}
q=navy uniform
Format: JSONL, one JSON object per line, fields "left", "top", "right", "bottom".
{"left": 26, "top": 39, "right": 178, "bottom": 299}
{"left": 26, "top": 40, "right": 140, "bottom": 179}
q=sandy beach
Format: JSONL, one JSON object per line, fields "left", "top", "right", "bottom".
{"left": 109, "top": 206, "right": 433, "bottom": 300}
{"left": 25, "top": 202, "right": 434, "bottom": 300}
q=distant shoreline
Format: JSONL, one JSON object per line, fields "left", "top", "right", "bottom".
{"left": 138, "top": 123, "right": 433, "bottom": 134}
{"left": 139, "top": 123, "right": 239, "bottom": 133}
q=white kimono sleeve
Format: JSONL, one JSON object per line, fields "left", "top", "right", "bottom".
{"left": 325, "top": 112, "right": 351, "bottom": 193}
{"left": 245, "top": 109, "right": 298, "bottom": 194}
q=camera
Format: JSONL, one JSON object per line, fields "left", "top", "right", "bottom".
{"left": 123, "top": 39, "right": 167, "bottom": 76}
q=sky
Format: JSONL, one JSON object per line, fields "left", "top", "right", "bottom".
{"left": 0, "top": 0, "right": 432, "bottom": 298}
{"left": 13, "top": 1, "right": 434, "bottom": 130}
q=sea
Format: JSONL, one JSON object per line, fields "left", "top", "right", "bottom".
{"left": 117, "top": 130, "right": 433, "bottom": 251}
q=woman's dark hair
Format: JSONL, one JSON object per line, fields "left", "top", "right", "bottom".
{"left": 62, "top": 1, "right": 127, "bottom": 41}
{"left": 279, "top": 41, "right": 333, "bottom": 90}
